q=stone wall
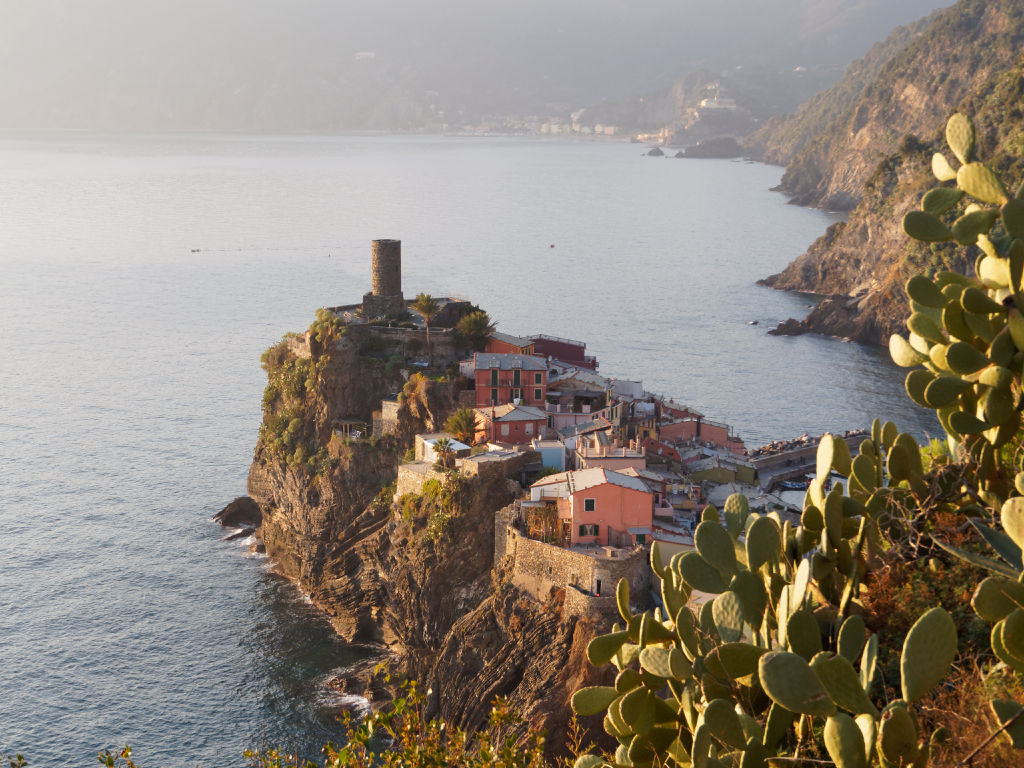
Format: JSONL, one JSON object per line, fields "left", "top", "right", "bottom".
{"left": 379, "top": 399, "right": 401, "bottom": 436}
{"left": 493, "top": 501, "right": 519, "bottom": 564}
{"left": 502, "top": 526, "right": 650, "bottom": 617}
{"left": 347, "top": 324, "right": 458, "bottom": 362}
{"left": 458, "top": 449, "right": 539, "bottom": 483}
{"left": 394, "top": 462, "right": 447, "bottom": 500}
{"left": 563, "top": 585, "right": 619, "bottom": 618}
{"left": 286, "top": 332, "right": 312, "bottom": 359}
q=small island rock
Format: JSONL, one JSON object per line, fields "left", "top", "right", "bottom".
{"left": 214, "top": 496, "right": 263, "bottom": 527}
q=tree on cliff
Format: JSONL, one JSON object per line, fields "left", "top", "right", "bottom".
{"left": 412, "top": 293, "right": 441, "bottom": 359}
{"left": 456, "top": 310, "right": 496, "bottom": 351}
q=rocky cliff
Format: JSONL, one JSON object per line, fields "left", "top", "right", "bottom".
{"left": 758, "top": 0, "right": 1024, "bottom": 211}
{"left": 744, "top": 15, "right": 932, "bottom": 170}
{"left": 752, "top": 0, "right": 1024, "bottom": 344}
{"left": 763, "top": 55, "right": 1024, "bottom": 345}
{"left": 241, "top": 318, "right": 610, "bottom": 753}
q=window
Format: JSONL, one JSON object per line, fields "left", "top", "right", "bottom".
{"left": 491, "top": 388, "right": 499, "bottom": 405}
{"left": 534, "top": 372, "right": 542, "bottom": 384}
{"left": 584, "top": 498, "right": 595, "bottom": 512}
{"left": 525, "top": 422, "right": 533, "bottom": 435}
{"left": 579, "top": 523, "right": 599, "bottom": 537}
{"left": 513, "top": 369, "right": 521, "bottom": 387}
{"left": 490, "top": 368, "right": 498, "bottom": 386}
{"left": 635, "top": 533, "right": 646, "bottom": 545}
{"left": 501, "top": 423, "right": 509, "bottom": 436}
{"left": 510, "top": 388, "right": 522, "bottom": 401}
{"left": 534, "top": 388, "right": 542, "bottom": 401}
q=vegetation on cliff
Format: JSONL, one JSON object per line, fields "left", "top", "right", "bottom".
{"left": 757, "top": 0, "right": 1024, "bottom": 211}
{"left": 765, "top": 52, "right": 1024, "bottom": 344}
{"left": 745, "top": 13, "right": 935, "bottom": 169}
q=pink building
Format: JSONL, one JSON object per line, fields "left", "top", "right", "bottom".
{"left": 530, "top": 468, "right": 653, "bottom": 548}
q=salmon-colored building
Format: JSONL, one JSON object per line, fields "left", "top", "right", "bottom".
{"left": 475, "top": 404, "right": 547, "bottom": 445}
{"left": 472, "top": 353, "right": 547, "bottom": 408}
{"left": 529, "top": 468, "right": 653, "bottom": 548}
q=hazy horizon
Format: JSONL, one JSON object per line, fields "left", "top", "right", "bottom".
{"left": 2, "top": 0, "right": 950, "bottom": 132}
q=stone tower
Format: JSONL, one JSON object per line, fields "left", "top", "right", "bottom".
{"left": 362, "top": 239, "right": 405, "bottom": 318}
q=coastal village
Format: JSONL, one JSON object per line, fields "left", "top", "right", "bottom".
{"left": 309, "top": 239, "right": 865, "bottom": 620}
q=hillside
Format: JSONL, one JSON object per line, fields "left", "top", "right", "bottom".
{"left": 763, "top": 53, "right": 1024, "bottom": 344}
{"left": 744, "top": 13, "right": 934, "bottom": 166}
{"left": 765, "top": 0, "right": 1024, "bottom": 210}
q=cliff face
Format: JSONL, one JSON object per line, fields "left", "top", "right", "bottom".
{"left": 744, "top": 16, "right": 930, "bottom": 169}
{"left": 244, "top": 322, "right": 609, "bottom": 752}
{"left": 763, "top": 55, "right": 1024, "bottom": 344}
{"left": 761, "top": 0, "right": 1024, "bottom": 211}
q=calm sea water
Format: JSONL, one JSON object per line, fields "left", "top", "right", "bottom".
{"left": 0, "top": 134, "right": 939, "bottom": 766}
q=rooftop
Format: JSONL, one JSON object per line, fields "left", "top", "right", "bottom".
{"left": 476, "top": 404, "right": 547, "bottom": 422}
{"left": 473, "top": 352, "right": 547, "bottom": 371}
{"left": 557, "top": 417, "right": 613, "bottom": 440}
{"left": 531, "top": 467, "right": 650, "bottom": 494}
{"left": 490, "top": 331, "right": 534, "bottom": 348}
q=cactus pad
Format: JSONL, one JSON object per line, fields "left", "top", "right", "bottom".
{"left": 572, "top": 686, "right": 620, "bottom": 716}
{"left": 879, "top": 705, "right": 919, "bottom": 765}
{"left": 946, "top": 113, "right": 975, "bottom": 164}
{"left": 588, "top": 630, "right": 630, "bottom": 666}
{"left": 811, "top": 653, "right": 878, "bottom": 716}
{"left": 758, "top": 651, "right": 836, "bottom": 717}
{"left": 824, "top": 713, "right": 867, "bottom": 768}
{"left": 695, "top": 521, "right": 737, "bottom": 576}
{"left": 745, "top": 516, "right": 781, "bottom": 571}
{"left": 703, "top": 698, "right": 747, "bottom": 749}
{"left": 1001, "top": 497, "right": 1024, "bottom": 551}
{"left": 958, "top": 163, "right": 1008, "bottom": 205}
{"left": 837, "top": 615, "right": 867, "bottom": 662}
{"left": 903, "top": 210, "right": 953, "bottom": 242}
{"left": 901, "top": 606, "right": 957, "bottom": 703}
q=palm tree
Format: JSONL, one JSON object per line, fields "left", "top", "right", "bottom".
{"left": 411, "top": 293, "right": 440, "bottom": 360}
{"left": 444, "top": 407, "right": 478, "bottom": 445}
{"left": 432, "top": 437, "right": 455, "bottom": 470}
{"left": 455, "top": 310, "right": 496, "bottom": 352}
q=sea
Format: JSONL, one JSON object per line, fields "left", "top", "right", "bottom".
{"left": 0, "top": 134, "right": 940, "bottom": 766}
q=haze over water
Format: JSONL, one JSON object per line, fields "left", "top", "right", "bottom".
{"left": 0, "top": 134, "right": 938, "bottom": 766}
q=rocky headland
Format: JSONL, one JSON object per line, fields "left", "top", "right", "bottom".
{"left": 749, "top": 0, "right": 1024, "bottom": 345}
{"left": 222, "top": 311, "right": 612, "bottom": 754}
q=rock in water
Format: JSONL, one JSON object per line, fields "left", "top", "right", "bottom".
{"left": 214, "top": 496, "right": 262, "bottom": 527}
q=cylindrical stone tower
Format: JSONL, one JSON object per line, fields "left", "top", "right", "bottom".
{"left": 362, "top": 238, "right": 405, "bottom": 318}
{"left": 371, "top": 239, "right": 402, "bottom": 297}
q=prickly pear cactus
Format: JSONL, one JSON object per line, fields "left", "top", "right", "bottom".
{"left": 894, "top": 113, "right": 1024, "bottom": 506}
{"left": 569, "top": 484, "right": 956, "bottom": 768}
{"left": 569, "top": 111, "right": 1024, "bottom": 768}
